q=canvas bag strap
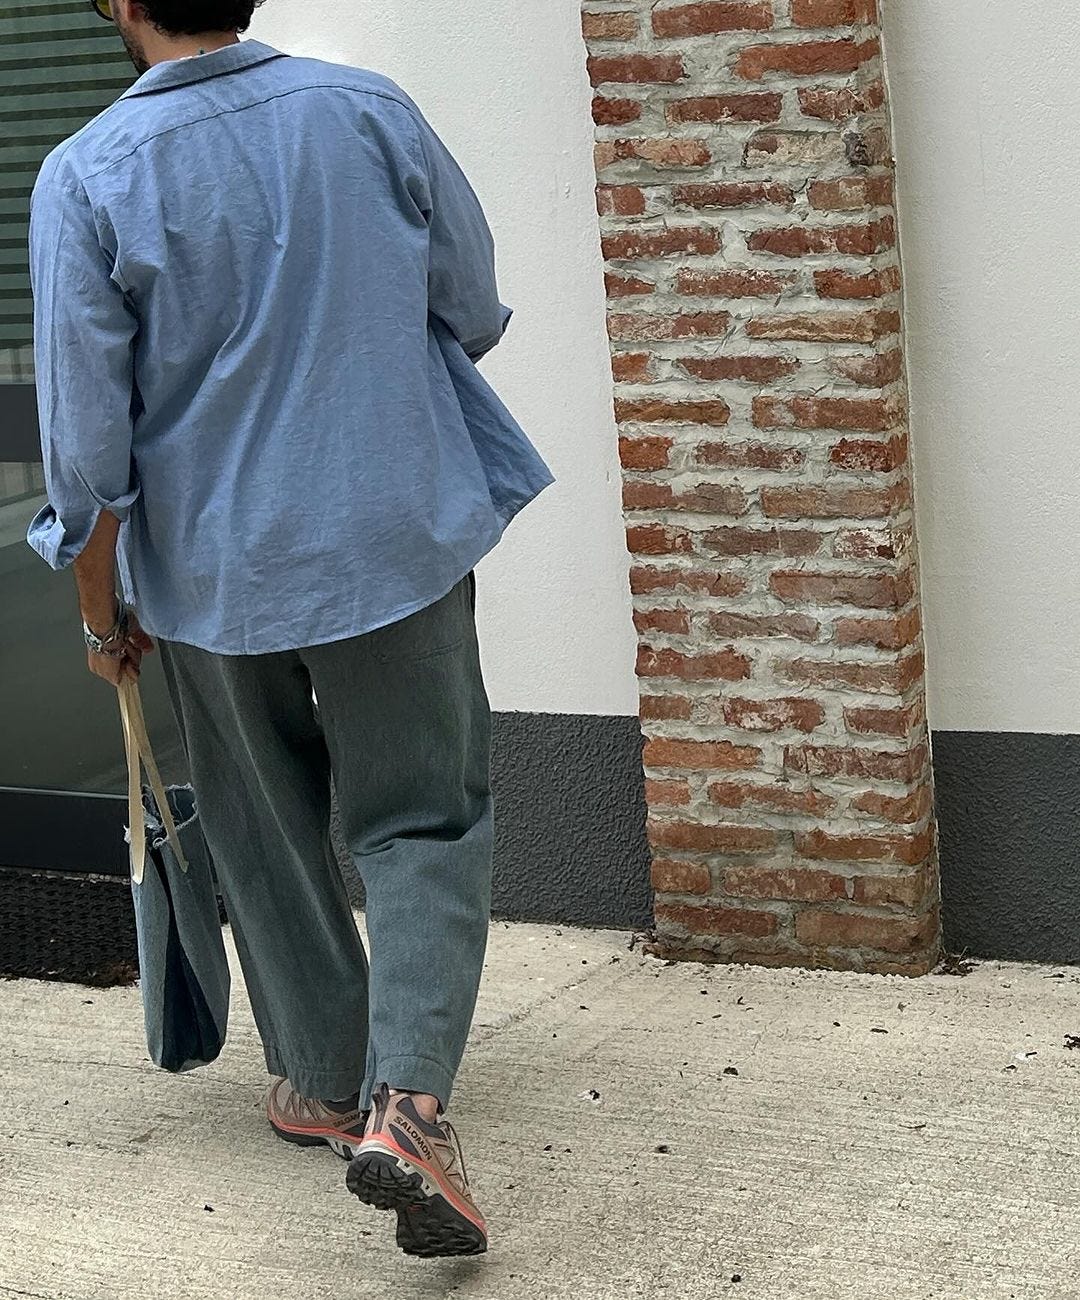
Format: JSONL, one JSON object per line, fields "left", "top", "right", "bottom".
{"left": 118, "top": 676, "right": 188, "bottom": 884}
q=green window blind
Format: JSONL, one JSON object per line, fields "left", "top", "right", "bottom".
{"left": 0, "top": 0, "right": 132, "bottom": 383}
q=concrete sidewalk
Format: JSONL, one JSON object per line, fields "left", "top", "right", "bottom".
{"left": 3, "top": 920, "right": 1080, "bottom": 1300}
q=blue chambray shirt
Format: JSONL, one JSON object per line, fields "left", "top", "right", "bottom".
{"left": 27, "top": 40, "right": 552, "bottom": 654}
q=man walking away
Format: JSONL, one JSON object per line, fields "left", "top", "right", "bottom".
{"left": 28, "top": 0, "right": 552, "bottom": 1259}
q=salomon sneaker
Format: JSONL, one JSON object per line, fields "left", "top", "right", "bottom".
{"left": 266, "top": 1077, "right": 368, "bottom": 1161}
{"left": 346, "top": 1084, "right": 487, "bottom": 1257}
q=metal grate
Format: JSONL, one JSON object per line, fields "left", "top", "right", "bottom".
{"left": 0, "top": 0, "right": 133, "bottom": 378}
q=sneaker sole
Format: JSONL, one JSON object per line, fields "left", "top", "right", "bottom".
{"left": 268, "top": 1118, "right": 360, "bottom": 1162}
{"left": 346, "top": 1141, "right": 488, "bottom": 1258}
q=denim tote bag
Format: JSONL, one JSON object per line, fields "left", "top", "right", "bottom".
{"left": 119, "top": 677, "right": 230, "bottom": 1073}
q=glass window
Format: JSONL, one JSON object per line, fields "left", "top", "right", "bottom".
{"left": 0, "top": 1, "right": 185, "bottom": 795}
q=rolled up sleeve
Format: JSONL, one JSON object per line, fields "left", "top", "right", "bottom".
{"left": 407, "top": 109, "right": 513, "bottom": 363}
{"left": 27, "top": 166, "right": 139, "bottom": 570}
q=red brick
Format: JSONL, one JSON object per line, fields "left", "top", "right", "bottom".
{"left": 833, "top": 528, "right": 910, "bottom": 561}
{"left": 852, "top": 786, "right": 933, "bottom": 825}
{"left": 680, "top": 355, "right": 799, "bottom": 384}
{"left": 792, "top": 0, "right": 877, "bottom": 26}
{"left": 592, "top": 95, "right": 643, "bottom": 126}
{"left": 630, "top": 566, "right": 747, "bottom": 597}
{"left": 785, "top": 742, "right": 928, "bottom": 782}
{"left": 830, "top": 435, "right": 907, "bottom": 473}
{"left": 588, "top": 54, "right": 685, "bottom": 85}
{"left": 677, "top": 268, "right": 795, "bottom": 297}
{"left": 815, "top": 266, "right": 902, "bottom": 300}
{"left": 638, "top": 645, "right": 752, "bottom": 681}
{"left": 674, "top": 183, "right": 794, "bottom": 211}
{"left": 653, "top": 1, "right": 774, "bottom": 38}
{"left": 667, "top": 93, "right": 782, "bottom": 124}
{"left": 795, "top": 907, "right": 936, "bottom": 955}
{"left": 770, "top": 569, "right": 910, "bottom": 609}
{"left": 606, "top": 272, "right": 654, "bottom": 298}
{"left": 853, "top": 870, "right": 934, "bottom": 910}
{"left": 640, "top": 694, "right": 694, "bottom": 721}
{"left": 781, "top": 655, "right": 923, "bottom": 694}
{"left": 626, "top": 524, "right": 693, "bottom": 556}
{"left": 754, "top": 394, "right": 901, "bottom": 432}
{"left": 597, "top": 184, "right": 647, "bottom": 217}
{"left": 582, "top": 10, "right": 639, "bottom": 40}
{"left": 599, "top": 138, "right": 711, "bottom": 169}
{"left": 707, "top": 611, "right": 820, "bottom": 642}
{"left": 645, "top": 738, "right": 762, "bottom": 769}
{"left": 612, "top": 351, "right": 653, "bottom": 383}
{"left": 669, "top": 482, "right": 749, "bottom": 514}
{"left": 623, "top": 480, "right": 675, "bottom": 510}
{"left": 629, "top": 486, "right": 679, "bottom": 518}
{"left": 724, "top": 864, "right": 848, "bottom": 902}
{"left": 615, "top": 397, "right": 730, "bottom": 425}
{"left": 619, "top": 435, "right": 672, "bottom": 470}
{"left": 634, "top": 607, "right": 691, "bottom": 636}
{"left": 836, "top": 609, "right": 921, "bottom": 649}
{"left": 645, "top": 777, "right": 693, "bottom": 806}
{"left": 710, "top": 779, "right": 834, "bottom": 816}
{"left": 609, "top": 312, "right": 731, "bottom": 341}
{"left": 735, "top": 37, "right": 877, "bottom": 81}
{"left": 703, "top": 526, "right": 821, "bottom": 557}
{"left": 603, "top": 228, "right": 721, "bottom": 260}
{"left": 656, "top": 902, "right": 779, "bottom": 938}
{"left": 747, "top": 310, "right": 899, "bottom": 342}
{"left": 847, "top": 707, "right": 925, "bottom": 738}
{"left": 761, "top": 483, "right": 906, "bottom": 520}
{"left": 651, "top": 859, "right": 712, "bottom": 894}
{"left": 721, "top": 696, "right": 825, "bottom": 733}
{"left": 693, "top": 439, "right": 805, "bottom": 471}
{"left": 724, "top": 947, "right": 938, "bottom": 975}
{"left": 830, "top": 349, "right": 903, "bottom": 387}
{"left": 844, "top": 702, "right": 922, "bottom": 737}
{"left": 796, "top": 825, "right": 933, "bottom": 865}
{"left": 808, "top": 176, "right": 894, "bottom": 211}
{"left": 595, "top": 142, "right": 619, "bottom": 171}
{"left": 798, "top": 82, "right": 884, "bottom": 121}
{"left": 748, "top": 218, "right": 894, "bottom": 258}
{"left": 650, "top": 820, "right": 779, "bottom": 853}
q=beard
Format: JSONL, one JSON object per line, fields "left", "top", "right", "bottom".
{"left": 116, "top": 20, "right": 150, "bottom": 75}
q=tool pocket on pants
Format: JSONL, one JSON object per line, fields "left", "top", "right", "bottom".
{"left": 370, "top": 578, "right": 471, "bottom": 665}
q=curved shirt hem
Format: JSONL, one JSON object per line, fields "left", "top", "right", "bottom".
{"left": 140, "top": 548, "right": 497, "bottom": 658}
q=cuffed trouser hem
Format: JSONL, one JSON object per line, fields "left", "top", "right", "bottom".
{"left": 362, "top": 1053, "right": 456, "bottom": 1113}
{"left": 264, "top": 1044, "right": 364, "bottom": 1104}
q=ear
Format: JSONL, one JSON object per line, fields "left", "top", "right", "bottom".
{"left": 116, "top": 0, "right": 150, "bottom": 24}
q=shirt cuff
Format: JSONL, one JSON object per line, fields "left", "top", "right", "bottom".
{"left": 466, "top": 303, "right": 513, "bottom": 363}
{"left": 26, "top": 484, "right": 140, "bottom": 571}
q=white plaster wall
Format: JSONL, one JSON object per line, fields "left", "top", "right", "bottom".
{"left": 250, "top": 1, "right": 640, "bottom": 717}
{"left": 884, "top": 1, "right": 1080, "bottom": 734}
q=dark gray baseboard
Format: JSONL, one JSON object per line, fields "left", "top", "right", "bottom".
{"left": 490, "top": 711, "right": 653, "bottom": 930}
{"left": 933, "top": 730, "right": 1080, "bottom": 964}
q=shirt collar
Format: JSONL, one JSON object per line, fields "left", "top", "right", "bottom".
{"left": 119, "top": 39, "right": 287, "bottom": 100}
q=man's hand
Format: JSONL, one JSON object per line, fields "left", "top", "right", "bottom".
{"left": 73, "top": 512, "right": 156, "bottom": 685}
{"left": 85, "top": 610, "right": 156, "bottom": 685}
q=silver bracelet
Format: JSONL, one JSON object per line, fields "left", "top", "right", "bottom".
{"left": 84, "top": 598, "right": 131, "bottom": 658}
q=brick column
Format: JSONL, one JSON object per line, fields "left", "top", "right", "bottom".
{"left": 583, "top": 0, "right": 939, "bottom": 974}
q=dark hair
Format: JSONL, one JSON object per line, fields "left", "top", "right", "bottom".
{"left": 137, "top": 0, "right": 265, "bottom": 35}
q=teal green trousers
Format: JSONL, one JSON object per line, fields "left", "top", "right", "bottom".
{"left": 159, "top": 576, "right": 492, "bottom": 1110}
